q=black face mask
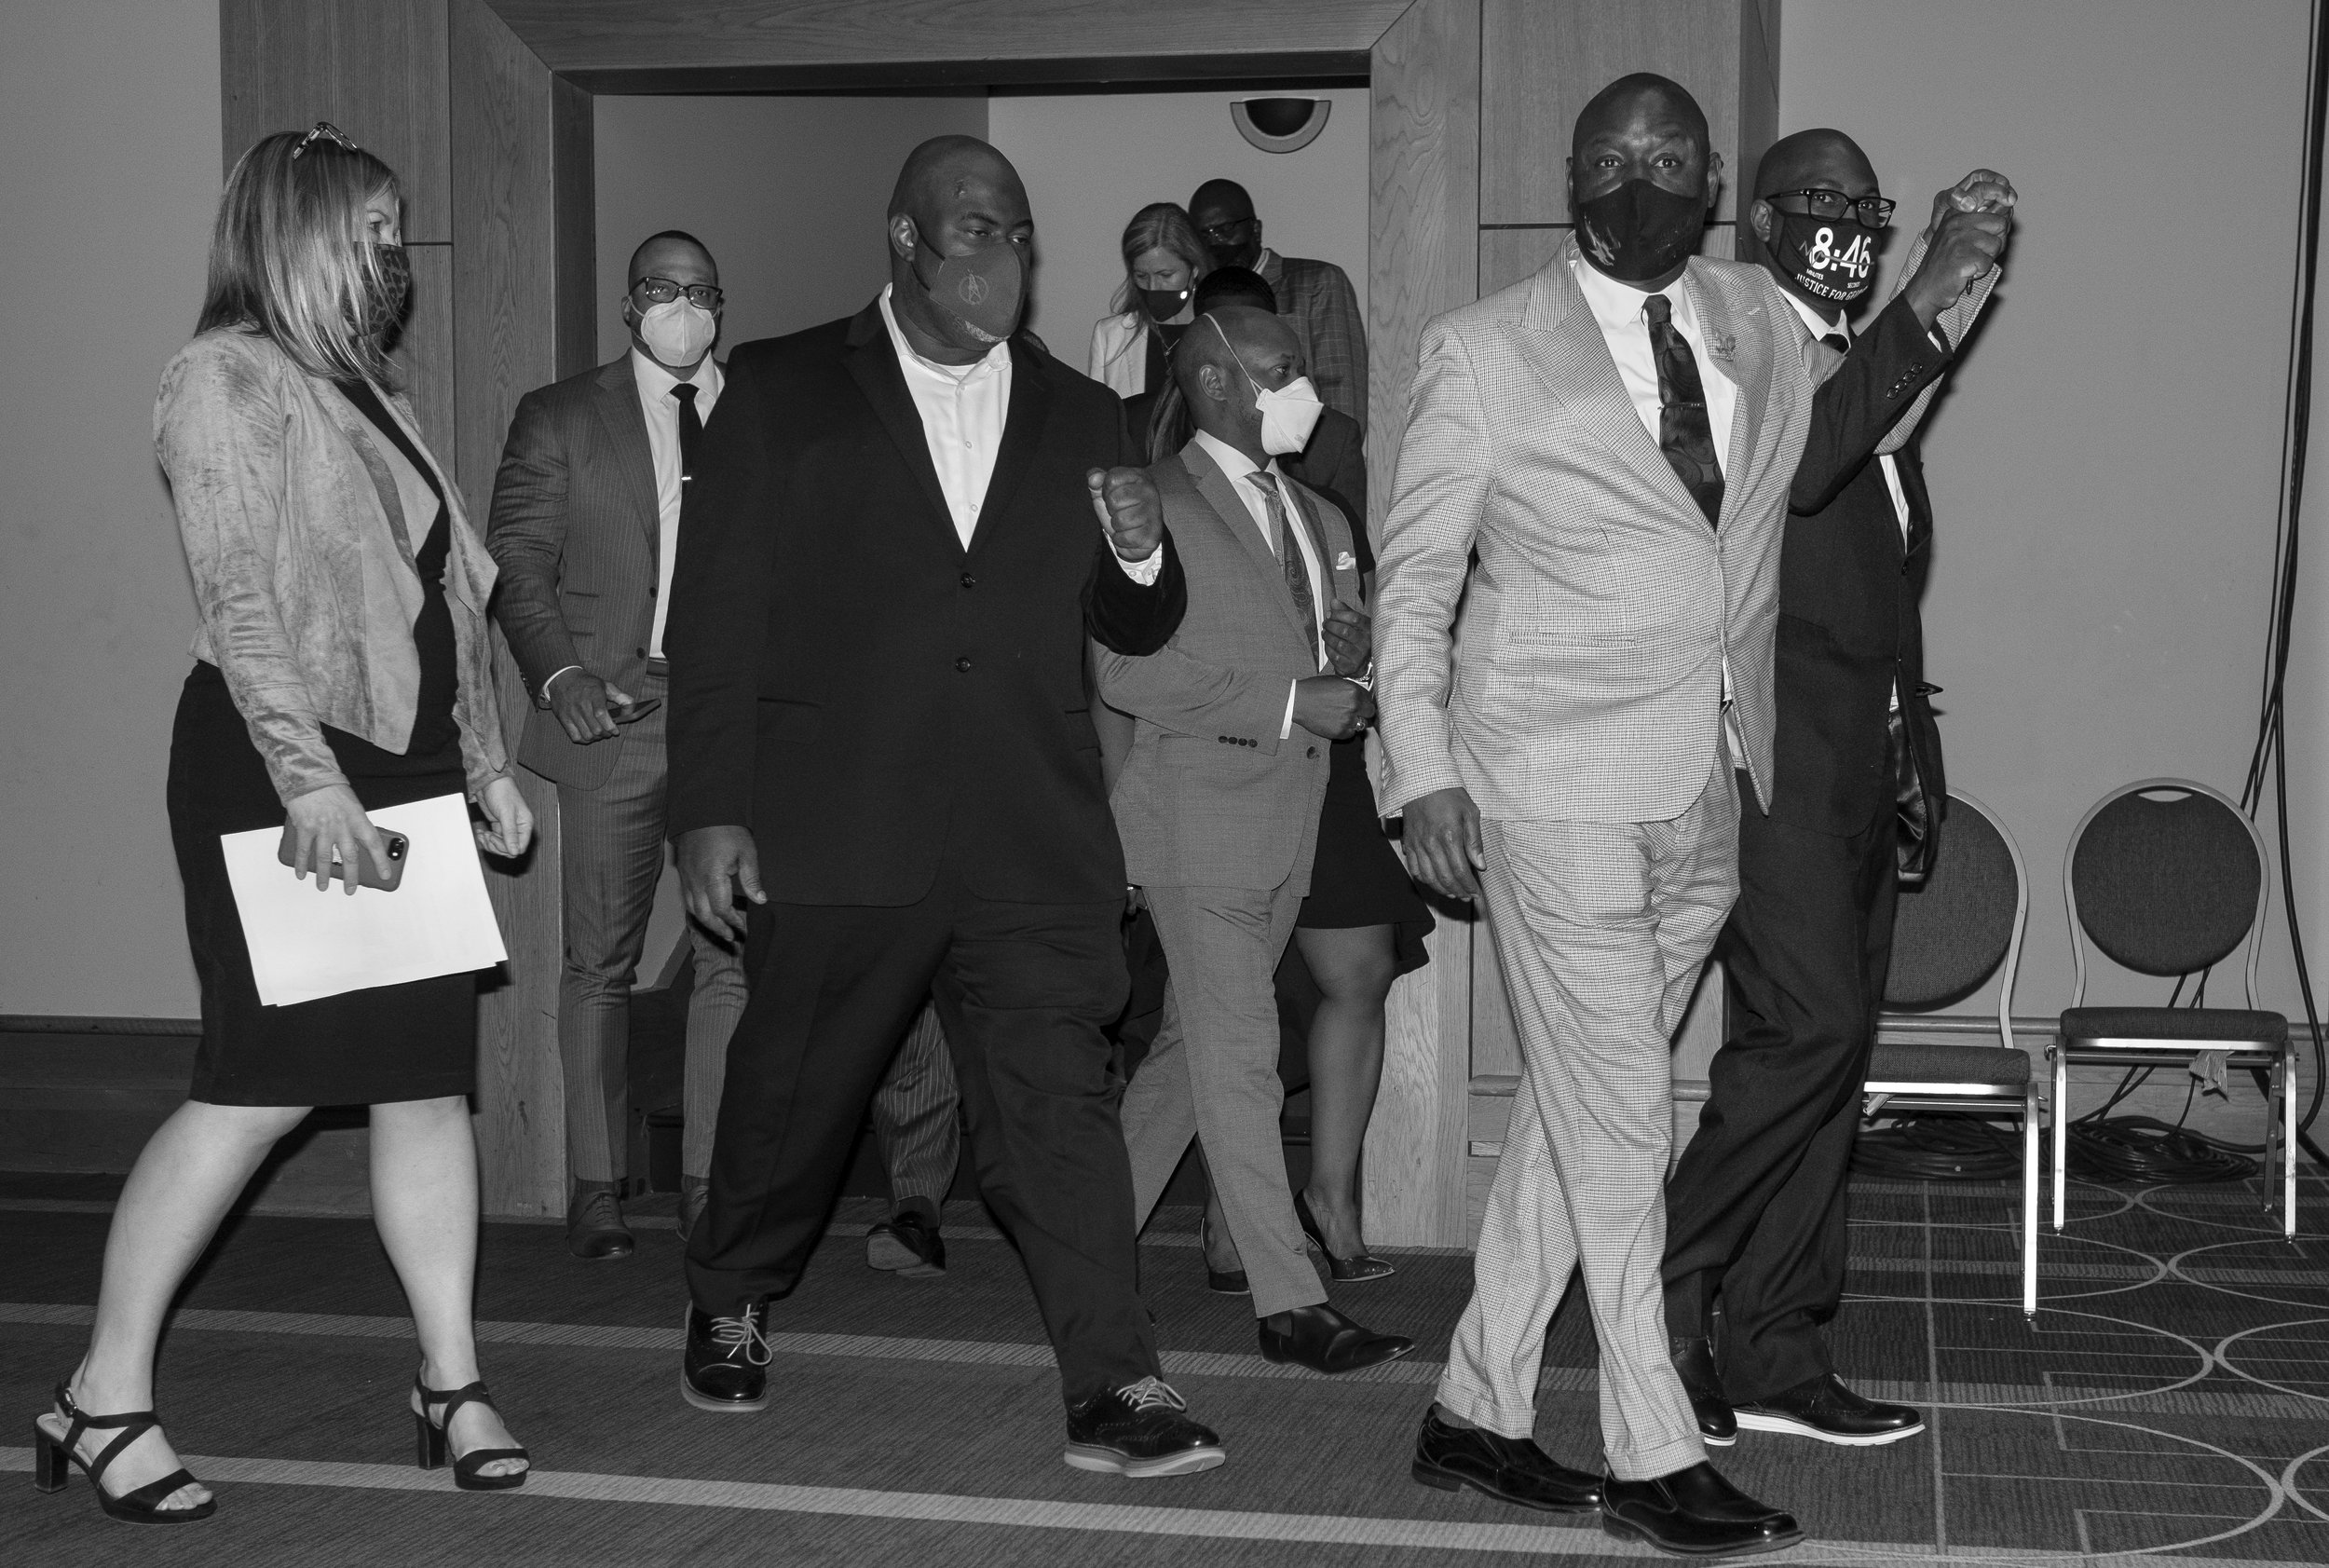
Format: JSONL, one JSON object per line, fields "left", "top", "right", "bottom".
{"left": 1137, "top": 285, "right": 1192, "bottom": 324}
{"left": 359, "top": 242, "right": 411, "bottom": 342}
{"left": 1768, "top": 211, "right": 1878, "bottom": 306}
{"left": 1574, "top": 178, "right": 1707, "bottom": 283}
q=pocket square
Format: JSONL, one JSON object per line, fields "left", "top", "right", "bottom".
{"left": 1334, "top": 552, "right": 1356, "bottom": 570}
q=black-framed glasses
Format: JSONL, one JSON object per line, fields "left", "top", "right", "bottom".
{"left": 1766, "top": 188, "right": 1896, "bottom": 229}
{"left": 291, "top": 121, "right": 360, "bottom": 159}
{"left": 1198, "top": 217, "right": 1258, "bottom": 244}
{"left": 630, "top": 276, "right": 724, "bottom": 310}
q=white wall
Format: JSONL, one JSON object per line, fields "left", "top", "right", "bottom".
{"left": 988, "top": 87, "right": 1369, "bottom": 360}
{"left": 595, "top": 94, "right": 990, "bottom": 364}
{"left": 0, "top": 0, "right": 221, "bottom": 1016}
{"left": 1782, "top": 0, "right": 2316, "bottom": 1028}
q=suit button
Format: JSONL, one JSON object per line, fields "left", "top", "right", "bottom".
{"left": 647, "top": 584, "right": 658, "bottom": 597}
{"left": 1307, "top": 746, "right": 1319, "bottom": 758}
{"left": 960, "top": 572, "right": 976, "bottom": 589}
{"left": 634, "top": 647, "right": 647, "bottom": 658}
{"left": 955, "top": 657, "right": 973, "bottom": 674}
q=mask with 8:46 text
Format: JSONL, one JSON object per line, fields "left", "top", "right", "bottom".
{"left": 1770, "top": 211, "right": 1877, "bottom": 306}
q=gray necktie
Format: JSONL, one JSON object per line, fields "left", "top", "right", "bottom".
{"left": 1246, "top": 470, "right": 1318, "bottom": 662}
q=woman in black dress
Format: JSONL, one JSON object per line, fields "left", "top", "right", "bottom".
{"left": 32, "top": 126, "right": 534, "bottom": 1523}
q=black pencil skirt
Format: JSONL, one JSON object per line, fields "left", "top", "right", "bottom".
{"left": 166, "top": 661, "right": 478, "bottom": 1108}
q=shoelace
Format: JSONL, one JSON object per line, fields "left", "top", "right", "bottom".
{"left": 709, "top": 1311, "right": 773, "bottom": 1367}
{"left": 1114, "top": 1377, "right": 1187, "bottom": 1414}
{"left": 578, "top": 1190, "right": 624, "bottom": 1229}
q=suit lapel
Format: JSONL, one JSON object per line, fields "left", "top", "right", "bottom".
{"left": 1182, "top": 442, "right": 1314, "bottom": 649}
{"left": 966, "top": 339, "right": 1051, "bottom": 557}
{"left": 592, "top": 357, "right": 659, "bottom": 545}
{"left": 1513, "top": 245, "right": 1709, "bottom": 526}
{"left": 841, "top": 303, "right": 961, "bottom": 553}
{"left": 1687, "top": 263, "right": 1769, "bottom": 529}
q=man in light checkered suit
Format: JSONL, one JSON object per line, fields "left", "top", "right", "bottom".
{"left": 1375, "top": 75, "right": 2005, "bottom": 1558}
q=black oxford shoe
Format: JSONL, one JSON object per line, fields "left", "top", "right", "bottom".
{"left": 1733, "top": 1372, "right": 1926, "bottom": 1446}
{"left": 1669, "top": 1335, "right": 1736, "bottom": 1446}
{"left": 565, "top": 1183, "right": 634, "bottom": 1261}
{"left": 681, "top": 1302, "right": 770, "bottom": 1413}
{"left": 1063, "top": 1378, "right": 1225, "bottom": 1478}
{"left": 1410, "top": 1409, "right": 1600, "bottom": 1513}
{"left": 1600, "top": 1462, "right": 1802, "bottom": 1557}
{"left": 865, "top": 1210, "right": 947, "bottom": 1277}
{"left": 1257, "top": 1303, "right": 1414, "bottom": 1374}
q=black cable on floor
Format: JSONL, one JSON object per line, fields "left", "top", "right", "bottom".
{"left": 1852, "top": 1113, "right": 2023, "bottom": 1181}
{"left": 2065, "top": 1115, "right": 2259, "bottom": 1184}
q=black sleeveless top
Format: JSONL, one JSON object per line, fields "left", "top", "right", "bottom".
{"left": 326, "top": 380, "right": 461, "bottom": 776}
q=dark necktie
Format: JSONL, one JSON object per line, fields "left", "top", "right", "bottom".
{"left": 671, "top": 382, "right": 701, "bottom": 485}
{"left": 1247, "top": 470, "right": 1320, "bottom": 663}
{"left": 1821, "top": 331, "right": 1851, "bottom": 356}
{"left": 1641, "top": 293, "right": 1724, "bottom": 528}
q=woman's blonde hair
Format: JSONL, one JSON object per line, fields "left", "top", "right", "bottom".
{"left": 197, "top": 126, "right": 402, "bottom": 384}
{"left": 1110, "top": 202, "right": 1212, "bottom": 318}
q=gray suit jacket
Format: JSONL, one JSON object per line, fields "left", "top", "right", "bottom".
{"left": 1096, "top": 442, "right": 1361, "bottom": 893}
{"left": 484, "top": 355, "right": 667, "bottom": 790}
{"left": 1376, "top": 235, "right": 1840, "bottom": 825}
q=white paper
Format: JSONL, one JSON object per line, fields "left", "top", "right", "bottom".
{"left": 222, "top": 793, "right": 508, "bottom": 1006}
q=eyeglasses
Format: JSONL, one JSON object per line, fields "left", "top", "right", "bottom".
{"left": 292, "top": 121, "right": 360, "bottom": 160}
{"left": 1198, "top": 218, "right": 1257, "bottom": 244}
{"left": 630, "top": 276, "right": 724, "bottom": 310}
{"left": 1765, "top": 188, "right": 1897, "bottom": 229}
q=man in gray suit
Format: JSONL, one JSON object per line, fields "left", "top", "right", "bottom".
{"left": 1378, "top": 75, "right": 2001, "bottom": 1556}
{"left": 486, "top": 231, "right": 748, "bottom": 1257}
{"left": 1097, "top": 307, "right": 1412, "bottom": 1376}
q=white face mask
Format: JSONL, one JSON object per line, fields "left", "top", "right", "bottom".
{"left": 1209, "top": 314, "right": 1324, "bottom": 456}
{"left": 635, "top": 298, "right": 718, "bottom": 367}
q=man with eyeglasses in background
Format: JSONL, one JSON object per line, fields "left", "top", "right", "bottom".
{"left": 1189, "top": 180, "right": 1368, "bottom": 433}
{"left": 1659, "top": 137, "right": 2013, "bottom": 1452}
{"left": 485, "top": 229, "right": 750, "bottom": 1258}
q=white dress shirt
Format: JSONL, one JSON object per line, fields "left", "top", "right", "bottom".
{"left": 1571, "top": 255, "right": 1745, "bottom": 751}
{"left": 1191, "top": 428, "right": 1328, "bottom": 738}
{"left": 632, "top": 348, "right": 724, "bottom": 660}
{"left": 877, "top": 284, "right": 1161, "bottom": 582}
{"left": 1781, "top": 292, "right": 1914, "bottom": 712}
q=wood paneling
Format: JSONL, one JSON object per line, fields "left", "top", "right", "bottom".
{"left": 221, "top": 0, "right": 453, "bottom": 242}
{"left": 552, "top": 77, "right": 599, "bottom": 381}
{"left": 1479, "top": 0, "right": 1748, "bottom": 227}
{"left": 452, "top": 0, "right": 579, "bottom": 1216}
{"left": 1480, "top": 223, "right": 1737, "bottom": 295}
{"left": 1362, "top": 0, "right": 1482, "bottom": 1249}
{"left": 485, "top": 0, "right": 1406, "bottom": 90}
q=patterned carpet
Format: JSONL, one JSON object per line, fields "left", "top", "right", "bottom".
{"left": 1, "top": 1167, "right": 2324, "bottom": 1566}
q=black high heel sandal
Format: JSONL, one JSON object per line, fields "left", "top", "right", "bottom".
{"left": 1295, "top": 1191, "right": 1396, "bottom": 1282}
{"left": 33, "top": 1383, "right": 216, "bottom": 1525}
{"left": 412, "top": 1375, "right": 529, "bottom": 1491}
{"left": 1200, "top": 1213, "right": 1250, "bottom": 1296}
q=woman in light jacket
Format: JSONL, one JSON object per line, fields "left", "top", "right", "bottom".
{"left": 1088, "top": 202, "right": 1213, "bottom": 400}
{"left": 31, "top": 125, "right": 534, "bottom": 1524}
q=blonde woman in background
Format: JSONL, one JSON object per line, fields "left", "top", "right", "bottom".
{"left": 1088, "top": 202, "right": 1213, "bottom": 400}
{"left": 31, "top": 125, "right": 534, "bottom": 1524}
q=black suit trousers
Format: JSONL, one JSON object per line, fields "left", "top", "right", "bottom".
{"left": 683, "top": 846, "right": 1159, "bottom": 1408}
{"left": 1662, "top": 781, "right": 1899, "bottom": 1401}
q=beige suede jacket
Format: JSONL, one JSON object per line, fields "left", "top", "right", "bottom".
{"left": 156, "top": 327, "right": 510, "bottom": 804}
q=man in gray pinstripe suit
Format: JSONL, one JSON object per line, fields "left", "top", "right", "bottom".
{"left": 1378, "top": 75, "right": 1994, "bottom": 1557}
{"left": 487, "top": 231, "right": 749, "bottom": 1258}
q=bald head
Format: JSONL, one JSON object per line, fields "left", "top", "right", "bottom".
{"left": 1177, "top": 306, "right": 1303, "bottom": 458}
{"left": 889, "top": 135, "right": 1027, "bottom": 226}
{"left": 1755, "top": 128, "right": 1876, "bottom": 201}
{"left": 1189, "top": 178, "right": 1261, "bottom": 268}
{"left": 1573, "top": 74, "right": 1709, "bottom": 163}
{"left": 884, "top": 135, "right": 1033, "bottom": 362}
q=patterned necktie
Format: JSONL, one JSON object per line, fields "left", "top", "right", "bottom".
{"left": 1641, "top": 293, "right": 1724, "bottom": 528}
{"left": 1246, "top": 470, "right": 1319, "bottom": 663}
{"left": 672, "top": 382, "right": 702, "bottom": 484}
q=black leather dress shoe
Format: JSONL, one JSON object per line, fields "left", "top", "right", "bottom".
{"left": 681, "top": 1302, "right": 770, "bottom": 1413}
{"left": 1734, "top": 1372, "right": 1926, "bottom": 1446}
{"left": 1600, "top": 1462, "right": 1802, "bottom": 1557}
{"left": 1257, "top": 1303, "right": 1414, "bottom": 1374}
{"left": 1670, "top": 1336, "right": 1736, "bottom": 1446}
{"left": 865, "top": 1210, "right": 947, "bottom": 1277}
{"left": 566, "top": 1183, "right": 634, "bottom": 1261}
{"left": 1063, "top": 1378, "right": 1225, "bottom": 1477}
{"left": 1410, "top": 1409, "right": 1600, "bottom": 1513}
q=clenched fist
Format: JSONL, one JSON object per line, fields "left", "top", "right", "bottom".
{"left": 1087, "top": 466, "right": 1164, "bottom": 561}
{"left": 1905, "top": 169, "right": 2016, "bottom": 328}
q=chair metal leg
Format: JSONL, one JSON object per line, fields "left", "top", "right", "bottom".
{"left": 2050, "top": 1048, "right": 2069, "bottom": 1231}
{"left": 2022, "top": 1084, "right": 2040, "bottom": 1319}
{"left": 2281, "top": 1051, "right": 2298, "bottom": 1240}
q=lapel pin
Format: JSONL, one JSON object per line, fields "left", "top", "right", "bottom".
{"left": 1709, "top": 333, "right": 1737, "bottom": 360}
{"left": 1334, "top": 551, "right": 1356, "bottom": 571}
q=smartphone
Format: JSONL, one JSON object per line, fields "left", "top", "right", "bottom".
{"left": 609, "top": 696, "right": 662, "bottom": 724}
{"left": 277, "top": 827, "right": 409, "bottom": 892}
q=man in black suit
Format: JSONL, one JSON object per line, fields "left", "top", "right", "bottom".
{"left": 1661, "top": 134, "right": 2012, "bottom": 1447}
{"left": 664, "top": 135, "right": 1222, "bottom": 1479}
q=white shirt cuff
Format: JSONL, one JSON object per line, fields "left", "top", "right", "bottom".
{"left": 1114, "top": 545, "right": 1164, "bottom": 585}
{"left": 1281, "top": 680, "right": 1299, "bottom": 740}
